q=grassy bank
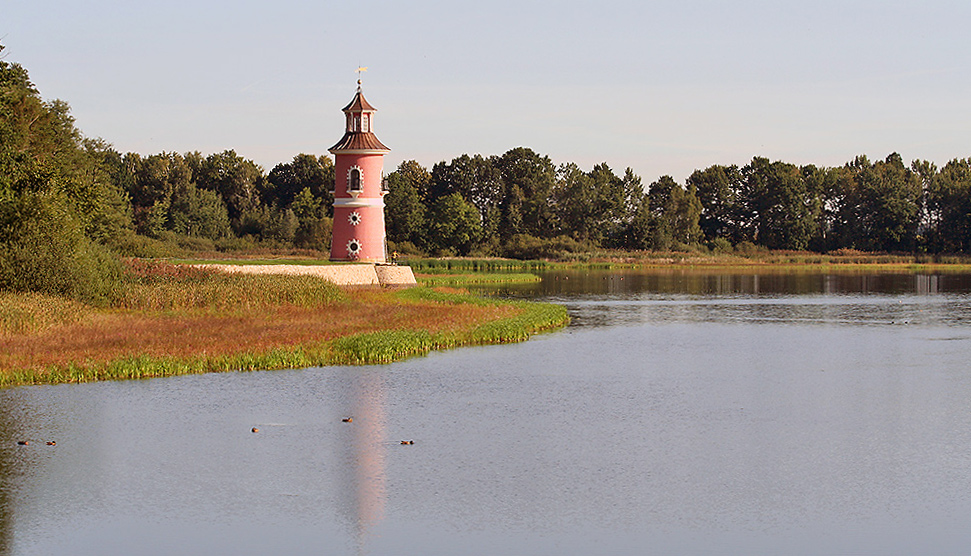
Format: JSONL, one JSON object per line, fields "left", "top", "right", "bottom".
{"left": 415, "top": 272, "right": 542, "bottom": 287}
{"left": 402, "top": 252, "right": 971, "bottom": 272}
{"left": 0, "top": 263, "right": 568, "bottom": 388}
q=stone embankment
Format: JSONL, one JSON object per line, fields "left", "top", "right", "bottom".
{"left": 195, "top": 263, "right": 417, "bottom": 287}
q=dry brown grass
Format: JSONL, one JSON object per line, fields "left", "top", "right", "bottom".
{"left": 0, "top": 288, "right": 518, "bottom": 374}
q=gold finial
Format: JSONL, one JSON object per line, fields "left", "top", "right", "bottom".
{"left": 356, "top": 66, "right": 368, "bottom": 90}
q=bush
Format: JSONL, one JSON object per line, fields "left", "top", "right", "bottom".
{"left": 502, "top": 234, "right": 588, "bottom": 260}
{"left": 108, "top": 231, "right": 184, "bottom": 258}
{"left": 0, "top": 191, "right": 125, "bottom": 306}
{"left": 709, "top": 237, "right": 734, "bottom": 253}
{"left": 386, "top": 240, "right": 424, "bottom": 257}
{"left": 735, "top": 241, "right": 765, "bottom": 255}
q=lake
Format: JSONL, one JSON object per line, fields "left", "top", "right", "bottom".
{"left": 3, "top": 269, "right": 971, "bottom": 555}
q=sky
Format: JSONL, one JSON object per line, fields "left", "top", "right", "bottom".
{"left": 3, "top": 0, "right": 970, "bottom": 183}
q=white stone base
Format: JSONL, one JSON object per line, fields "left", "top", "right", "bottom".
{"left": 194, "top": 263, "right": 417, "bottom": 287}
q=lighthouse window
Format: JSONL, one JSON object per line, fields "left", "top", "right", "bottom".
{"left": 349, "top": 167, "right": 362, "bottom": 192}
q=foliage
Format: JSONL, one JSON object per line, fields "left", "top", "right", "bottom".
{"left": 194, "top": 149, "right": 264, "bottom": 225}
{"left": 0, "top": 166, "right": 126, "bottom": 305}
{"left": 384, "top": 160, "right": 428, "bottom": 245}
{"left": 264, "top": 153, "right": 334, "bottom": 214}
{"left": 7, "top": 44, "right": 971, "bottom": 266}
{"left": 424, "top": 192, "right": 482, "bottom": 255}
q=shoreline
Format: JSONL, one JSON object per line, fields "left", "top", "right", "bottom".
{"left": 0, "top": 284, "right": 568, "bottom": 390}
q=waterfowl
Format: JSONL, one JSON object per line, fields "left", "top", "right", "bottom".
{"left": 251, "top": 427, "right": 259, "bottom": 433}
{"left": 17, "top": 440, "right": 28, "bottom": 446}
{"left": 400, "top": 440, "right": 414, "bottom": 445}
{"left": 342, "top": 417, "right": 353, "bottom": 423}
{"left": 46, "top": 441, "right": 56, "bottom": 446}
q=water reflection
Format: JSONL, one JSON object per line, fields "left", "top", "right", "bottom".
{"left": 0, "top": 401, "right": 17, "bottom": 553}
{"left": 490, "top": 268, "right": 971, "bottom": 298}
{"left": 340, "top": 371, "right": 387, "bottom": 554}
{"left": 3, "top": 270, "right": 971, "bottom": 555}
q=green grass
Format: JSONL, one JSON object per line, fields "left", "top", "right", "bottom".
{"left": 328, "top": 287, "right": 569, "bottom": 365}
{"left": 415, "top": 272, "right": 542, "bottom": 286}
{"left": 402, "top": 258, "right": 553, "bottom": 272}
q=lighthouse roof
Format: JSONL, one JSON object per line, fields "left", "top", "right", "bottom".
{"left": 342, "top": 89, "right": 377, "bottom": 112}
{"left": 329, "top": 131, "right": 390, "bottom": 152}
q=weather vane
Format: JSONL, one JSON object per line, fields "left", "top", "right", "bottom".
{"left": 356, "top": 66, "right": 368, "bottom": 88}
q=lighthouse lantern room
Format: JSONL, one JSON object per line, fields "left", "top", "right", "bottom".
{"left": 328, "top": 80, "right": 390, "bottom": 262}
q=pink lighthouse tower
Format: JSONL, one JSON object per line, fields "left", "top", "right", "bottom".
{"left": 329, "top": 79, "right": 391, "bottom": 262}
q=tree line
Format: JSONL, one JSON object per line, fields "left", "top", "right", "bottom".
{"left": 383, "top": 150, "right": 971, "bottom": 257}
{"left": 5, "top": 45, "right": 971, "bottom": 300}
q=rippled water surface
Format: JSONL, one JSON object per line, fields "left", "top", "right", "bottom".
{"left": 3, "top": 270, "right": 971, "bottom": 555}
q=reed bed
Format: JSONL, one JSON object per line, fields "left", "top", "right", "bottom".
{"left": 0, "top": 292, "right": 95, "bottom": 335}
{"left": 328, "top": 288, "right": 569, "bottom": 365}
{"left": 415, "top": 273, "right": 541, "bottom": 286}
{"left": 0, "top": 266, "right": 568, "bottom": 387}
{"left": 117, "top": 259, "right": 346, "bottom": 311}
{"left": 402, "top": 258, "right": 553, "bottom": 272}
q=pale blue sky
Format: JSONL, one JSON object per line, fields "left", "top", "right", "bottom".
{"left": 3, "top": 0, "right": 969, "bottom": 182}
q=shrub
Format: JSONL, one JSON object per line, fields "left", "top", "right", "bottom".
{"left": 0, "top": 190, "right": 125, "bottom": 306}
{"left": 735, "top": 241, "right": 765, "bottom": 255}
{"left": 709, "top": 237, "right": 734, "bottom": 253}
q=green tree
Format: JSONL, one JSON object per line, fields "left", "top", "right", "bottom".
{"left": 0, "top": 46, "right": 126, "bottom": 303}
{"left": 833, "top": 154, "right": 922, "bottom": 251}
{"left": 264, "top": 154, "right": 335, "bottom": 215}
{"left": 290, "top": 186, "right": 331, "bottom": 250}
{"left": 925, "top": 158, "right": 971, "bottom": 252}
{"left": 687, "top": 164, "right": 742, "bottom": 243}
{"left": 166, "top": 181, "right": 231, "bottom": 239}
{"left": 127, "top": 152, "right": 194, "bottom": 234}
{"left": 0, "top": 159, "right": 123, "bottom": 304}
{"left": 428, "top": 154, "right": 502, "bottom": 245}
{"left": 645, "top": 176, "right": 701, "bottom": 249}
{"left": 738, "top": 158, "right": 820, "bottom": 250}
{"left": 195, "top": 149, "right": 264, "bottom": 225}
{"left": 425, "top": 193, "right": 482, "bottom": 255}
{"left": 494, "top": 147, "right": 557, "bottom": 238}
{"left": 552, "top": 163, "right": 596, "bottom": 240}
{"left": 667, "top": 183, "right": 703, "bottom": 246}
{"left": 384, "top": 160, "right": 428, "bottom": 248}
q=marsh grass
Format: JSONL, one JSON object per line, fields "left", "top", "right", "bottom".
{"left": 415, "top": 272, "right": 541, "bottom": 286}
{"left": 0, "top": 292, "right": 95, "bottom": 335}
{"left": 115, "top": 259, "right": 346, "bottom": 311}
{"left": 403, "top": 258, "right": 553, "bottom": 272}
{"left": 328, "top": 287, "right": 569, "bottom": 365}
{"left": 0, "top": 260, "right": 567, "bottom": 387}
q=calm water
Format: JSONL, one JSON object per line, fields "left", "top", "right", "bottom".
{"left": 3, "top": 270, "right": 971, "bottom": 555}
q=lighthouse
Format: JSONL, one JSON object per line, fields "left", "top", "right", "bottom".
{"left": 329, "top": 80, "right": 390, "bottom": 262}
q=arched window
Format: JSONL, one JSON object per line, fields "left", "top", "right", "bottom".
{"left": 349, "top": 167, "right": 362, "bottom": 192}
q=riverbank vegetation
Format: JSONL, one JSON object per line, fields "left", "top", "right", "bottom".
{"left": 0, "top": 261, "right": 568, "bottom": 388}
